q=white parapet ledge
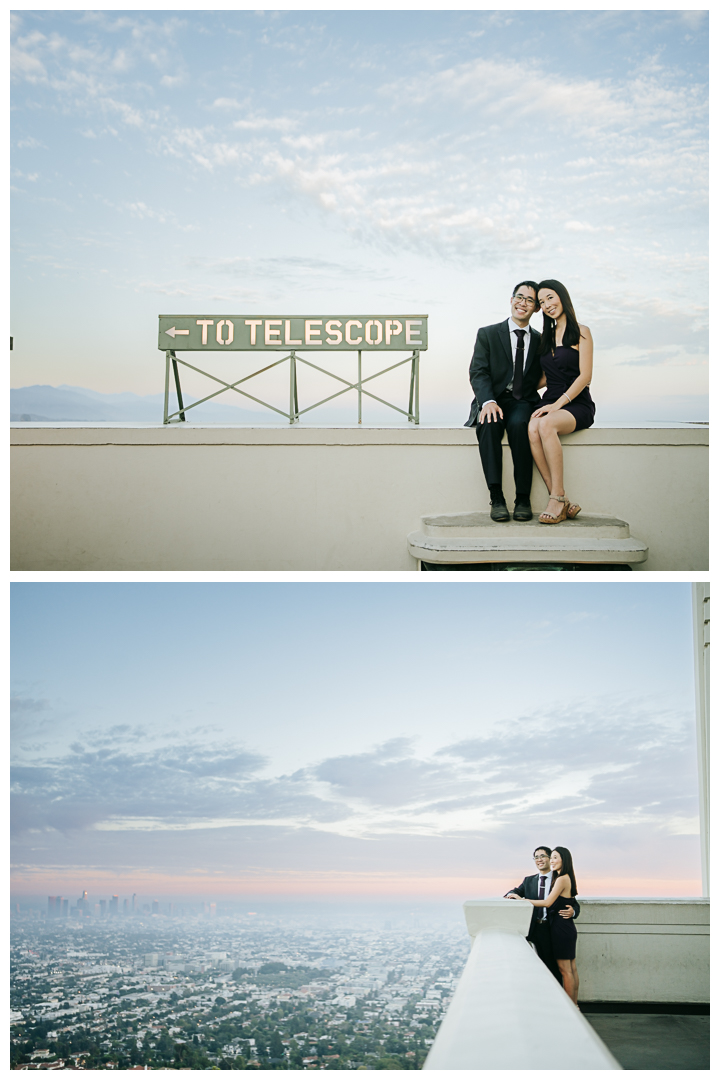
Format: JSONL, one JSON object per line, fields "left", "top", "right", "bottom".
{"left": 423, "top": 901, "right": 621, "bottom": 1071}
{"left": 9, "top": 423, "right": 708, "bottom": 447}
{"left": 463, "top": 898, "right": 534, "bottom": 937}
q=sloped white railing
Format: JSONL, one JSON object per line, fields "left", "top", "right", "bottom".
{"left": 423, "top": 900, "right": 621, "bottom": 1070}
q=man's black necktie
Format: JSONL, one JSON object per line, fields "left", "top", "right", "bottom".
{"left": 512, "top": 329, "right": 525, "bottom": 399}
{"left": 538, "top": 875, "right": 546, "bottom": 921}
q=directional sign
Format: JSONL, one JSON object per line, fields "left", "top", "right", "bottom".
{"left": 158, "top": 315, "right": 428, "bottom": 351}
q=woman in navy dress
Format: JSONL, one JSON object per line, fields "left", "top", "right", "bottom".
{"left": 528, "top": 279, "right": 595, "bottom": 523}
{"left": 512, "top": 846, "right": 580, "bottom": 1004}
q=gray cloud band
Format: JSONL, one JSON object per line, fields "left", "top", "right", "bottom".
{"left": 11, "top": 700, "right": 697, "bottom": 847}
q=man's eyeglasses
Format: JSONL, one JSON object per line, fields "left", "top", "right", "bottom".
{"left": 513, "top": 294, "right": 537, "bottom": 307}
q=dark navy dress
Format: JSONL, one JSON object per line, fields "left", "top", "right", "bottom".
{"left": 540, "top": 344, "right": 595, "bottom": 431}
{"left": 548, "top": 894, "right": 578, "bottom": 961}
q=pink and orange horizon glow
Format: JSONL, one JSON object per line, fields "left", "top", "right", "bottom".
{"left": 10, "top": 870, "right": 704, "bottom": 902}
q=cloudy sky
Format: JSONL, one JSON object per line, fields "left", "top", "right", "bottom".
{"left": 11, "top": 7, "right": 707, "bottom": 422}
{"left": 11, "top": 582, "right": 702, "bottom": 902}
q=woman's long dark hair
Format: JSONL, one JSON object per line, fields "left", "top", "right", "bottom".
{"left": 551, "top": 846, "right": 578, "bottom": 897}
{"left": 538, "top": 279, "right": 583, "bottom": 356}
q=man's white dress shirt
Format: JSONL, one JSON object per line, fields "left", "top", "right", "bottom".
{"left": 482, "top": 317, "right": 533, "bottom": 408}
{"left": 537, "top": 871, "right": 552, "bottom": 921}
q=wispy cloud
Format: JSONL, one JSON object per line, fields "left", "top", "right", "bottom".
{"left": 11, "top": 696, "right": 697, "bottom": 848}
{"left": 11, "top": 695, "right": 51, "bottom": 715}
{"left": 14, "top": 13, "right": 706, "bottom": 262}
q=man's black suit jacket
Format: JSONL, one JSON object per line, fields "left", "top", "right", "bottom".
{"left": 464, "top": 320, "right": 543, "bottom": 426}
{"left": 505, "top": 874, "right": 581, "bottom": 922}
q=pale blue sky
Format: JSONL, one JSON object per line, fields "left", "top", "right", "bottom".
{"left": 11, "top": 8, "right": 708, "bottom": 423}
{"left": 11, "top": 583, "right": 702, "bottom": 897}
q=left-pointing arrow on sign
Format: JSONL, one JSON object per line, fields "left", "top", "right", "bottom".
{"left": 165, "top": 327, "right": 190, "bottom": 338}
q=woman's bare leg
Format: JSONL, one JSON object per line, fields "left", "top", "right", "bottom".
{"left": 571, "top": 959, "right": 579, "bottom": 1005}
{"left": 528, "top": 417, "right": 552, "bottom": 492}
{"left": 556, "top": 959, "right": 576, "bottom": 1002}
{"left": 538, "top": 410, "right": 577, "bottom": 516}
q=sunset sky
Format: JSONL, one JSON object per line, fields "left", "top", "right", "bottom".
{"left": 11, "top": 7, "right": 708, "bottom": 423}
{"left": 11, "top": 582, "right": 702, "bottom": 902}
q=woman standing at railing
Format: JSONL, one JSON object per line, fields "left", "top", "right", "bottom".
{"left": 507, "top": 846, "right": 579, "bottom": 1004}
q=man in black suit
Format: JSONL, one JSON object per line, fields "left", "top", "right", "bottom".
{"left": 465, "top": 281, "right": 543, "bottom": 521}
{"left": 505, "top": 845, "right": 580, "bottom": 983}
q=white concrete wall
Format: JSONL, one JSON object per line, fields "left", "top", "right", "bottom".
{"left": 10, "top": 423, "right": 707, "bottom": 570}
{"left": 576, "top": 898, "right": 709, "bottom": 1003}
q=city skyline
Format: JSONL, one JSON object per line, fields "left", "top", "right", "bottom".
{"left": 11, "top": 8, "right": 708, "bottom": 423}
{"left": 12, "top": 582, "right": 702, "bottom": 901}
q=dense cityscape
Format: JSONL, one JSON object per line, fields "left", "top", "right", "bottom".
{"left": 11, "top": 896, "right": 469, "bottom": 1070}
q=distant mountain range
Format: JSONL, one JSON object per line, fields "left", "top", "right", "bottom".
{"left": 10, "top": 385, "right": 709, "bottom": 427}
{"left": 9, "top": 384, "right": 419, "bottom": 425}
{"left": 10, "top": 384, "right": 289, "bottom": 424}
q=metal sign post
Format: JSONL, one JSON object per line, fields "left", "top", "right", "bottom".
{"left": 158, "top": 315, "right": 428, "bottom": 425}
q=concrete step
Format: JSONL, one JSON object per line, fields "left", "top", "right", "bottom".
{"left": 420, "top": 511, "right": 633, "bottom": 539}
{"left": 408, "top": 511, "right": 649, "bottom": 565}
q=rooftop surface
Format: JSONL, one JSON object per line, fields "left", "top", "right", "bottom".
{"left": 583, "top": 1009, "right": 709, "bottom": 1070}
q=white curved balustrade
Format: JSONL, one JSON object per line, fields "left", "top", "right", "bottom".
{"left": 423, "top": 900, "right": 621, "bottom": 1071}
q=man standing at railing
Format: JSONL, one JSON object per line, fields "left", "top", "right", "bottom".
{"left": 465, "top": 282, "right": 544, "bottom": 521}
{"left": 504, "top": 846, "right": 579, "bottom": 983}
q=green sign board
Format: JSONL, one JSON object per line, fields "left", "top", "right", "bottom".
{"left": 158, "top": 315, "right": 428, "bottom": 351}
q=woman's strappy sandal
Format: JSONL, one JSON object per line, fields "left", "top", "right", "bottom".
{"left": 539, "top": 495, "right": 569, "bottom": 524}
{"left": 567, "top": 501, "right": 581, "bottom": 519}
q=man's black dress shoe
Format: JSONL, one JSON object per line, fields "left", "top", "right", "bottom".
{"left": 490, "top": 498, "right": 510, "bottom": 522}
{"left": 513, "top": 498, "right": 533, "bottom": 522}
